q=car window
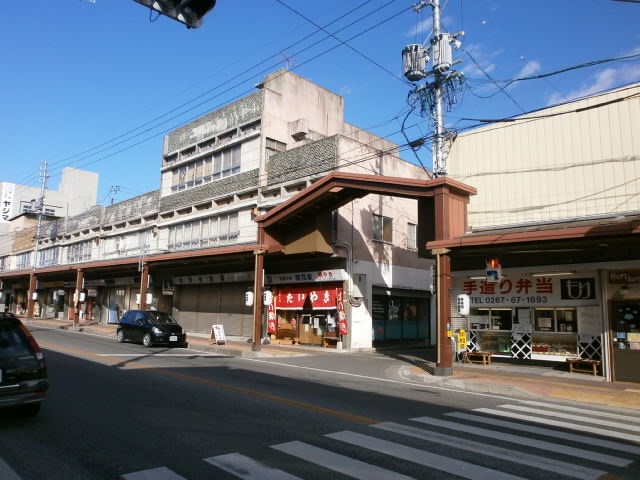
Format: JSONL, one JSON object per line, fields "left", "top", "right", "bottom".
{"left": 0, "top": 324, "right": 31, "bottom": 357}
{"left": 147, "top": 312, "right": 177, "bottom": 325}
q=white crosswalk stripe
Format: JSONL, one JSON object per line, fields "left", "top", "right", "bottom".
{"left": 272, "top": 440, "right": 415, "bottom": 480}
{"left": 411, "top": 415, "right": 631, "bottom": 467}
{"left": 446, "top": 411, "right": 640, "bottom": 456}
{"left": 325, "top": 430, "right": 526, "bottom": 480}
{"left": 373, "top": 421, "right": 606, "bottom": 479}
{"left": 121, "top": 466, "right": 187, "bottom": 480}
{"left": 120, "top": 403, "right": 640, "bottom": 479}
{"left": 468, "top": 400, "right": 640, "bottom": 444}
{"left": 204, "top": 453, "right": 303, "bottom": 480}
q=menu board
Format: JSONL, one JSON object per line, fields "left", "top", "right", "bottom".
{"left": 372, "top": 298, "right": 386, "bottom": 322}
{"left": 579, "top": 306, "right": 602, "bottom": 335}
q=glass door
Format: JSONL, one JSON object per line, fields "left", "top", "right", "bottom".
{"left": 611, "top": 301, "right": 640, "bottom": 382}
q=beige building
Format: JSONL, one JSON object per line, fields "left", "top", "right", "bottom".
{"left": 435, "top": 82, "right": 640, "bottom": 382}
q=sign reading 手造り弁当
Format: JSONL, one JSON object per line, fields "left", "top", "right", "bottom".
{"left": 461, "top": 276, "right": 598, "bottom": 307}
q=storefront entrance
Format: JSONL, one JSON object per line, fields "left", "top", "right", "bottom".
{"left": 611, "top": 301, "right": 640, "bottom": 382}
{"left": 272, "top": 284, "right": 344, "bottom": 347}
{"left": 371, "top": 289, "right": 430, "bottom": 345}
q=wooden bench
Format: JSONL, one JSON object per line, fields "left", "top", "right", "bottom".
{"left": 322, "top": 332, "right": 339, "bottom": 348}
{"left": 463, "top": 351, "right": 493, "bottom": 365}
{"left": 566, "top": 358, "right": 600, "bottom": 376}
{"left": 275, "top": 328, "right": 299, "bottom": 345}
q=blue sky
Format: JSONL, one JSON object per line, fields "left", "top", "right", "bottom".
{"left": 2, "top": 0, "right": 639, "bottom": 205}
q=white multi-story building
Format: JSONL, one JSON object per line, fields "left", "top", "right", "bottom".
{"left": 0, "top": 167, "right": 98, "bottom": 231}
{"left": 0, "top": 70, "right": 439, "bottom": 351}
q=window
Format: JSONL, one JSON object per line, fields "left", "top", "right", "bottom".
{"left": 470, "top": 308, "right": 512, "bottom": 330}
{"left": 16, "top": 252, "right": 31, "bottom": 269}
{"left": 172, "top": 144, "right": 241, "bottom": 192}
{"left": 66, "top": 241, "right": 92, "bottom": 263}
{"left": 168, "top": 212, "right": 239, "bottom": 251}
{"left": 212, "top": 144, "right": 241, "bottom": 180}
{"left": 407, "top": 222, "right": 417, "bottom": 249}
{"left": 373, "top": 214, "right": 393, "bottom": 243}
{"left": 533, "top": 307, "right": 577, "bottom": 332}
{"left": 265, "top": 137, "right": 286, "bottom": 159}
{"left": 38, "top": 247, "right": 59, "bottom": 267}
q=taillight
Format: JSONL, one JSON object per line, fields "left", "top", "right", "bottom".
{"left": 18, "top": 323, "right": 44, "bottom": 360}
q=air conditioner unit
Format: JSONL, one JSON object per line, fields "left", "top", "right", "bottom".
{"left": 289, "top": 118, "right": 309, "bottom": 140}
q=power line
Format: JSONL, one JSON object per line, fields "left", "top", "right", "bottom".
{"left": 30, "top": 2, "right": 411, "bottom": 193}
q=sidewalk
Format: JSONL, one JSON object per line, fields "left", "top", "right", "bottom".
{"left": 26, "top": 317, "right": 640, "bottom": 412}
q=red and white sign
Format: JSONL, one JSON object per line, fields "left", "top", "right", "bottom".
{"left": 267, "top": 302, "right": 276, "bottom": 334}
{"left": 337, "top": 290, "right": 347, "bottom": 335}
{"left": 275, "top": 286, "right": 341, "bottom": 310}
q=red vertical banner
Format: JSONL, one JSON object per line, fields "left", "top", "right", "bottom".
{"left": 267, "top": 299, "right": 276, "bottom": 334}
{"left": 337, "top": 289, "right": 347, "bottom": 335}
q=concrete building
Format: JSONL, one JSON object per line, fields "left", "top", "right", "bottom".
{"left": 0, "top": 167, "right": 98, "bottom": 231}
{"left": 430, "top": 82, "right": 640, "bottom": 382}
{"left": 0, "top": 70, "right": 440, "bottom": 352}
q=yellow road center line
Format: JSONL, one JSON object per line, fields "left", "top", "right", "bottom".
{"left": 42, "top": 342, "right": 378, "bottom": 425}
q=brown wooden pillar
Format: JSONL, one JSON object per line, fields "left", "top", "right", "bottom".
{"left": 433, "top": 250, "right": 453, "bottom": 376}
{"left": 252, "top": 250, "right": 265, "bottom": 351}
{"left": 139, "top": 263, "right": 149, "bottom": 311}
{"left": 27, "top": 273, "right": 38, "bottom": 318}
{"left": 73, "top": 269, "right": 84, "bottom": 328}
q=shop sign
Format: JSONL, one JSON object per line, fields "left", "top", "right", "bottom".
{"left": 173, "top": 271, "right": 253, "bottom": 285}
{"left": 267, "top": 303, "right": 276, "bottom": 334}
{"left": 266, "top": 269, "right": 346, "bottom": 285}
{"left": 609, "top": 271, "right": 640, "bottom": 284}
{"left": 460, "top": 275, "right": 598, "bottom": 307}
{"left": 1, "top": 182, "right": 14, "bottom": 223}
{"left": 275, "top": 286, "right": 341, "bottom": 310}
{"left": 337, "top": 290, "right": 347, "bottom": 335}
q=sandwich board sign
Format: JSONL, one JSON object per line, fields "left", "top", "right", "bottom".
{"left": 210, "top": 324, "right": 226, "bottom": 345}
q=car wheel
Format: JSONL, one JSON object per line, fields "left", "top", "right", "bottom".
{"left": 142, "top": 333, "right": 153, "bottom": 347}
{"left": 116, "top": 329, "right": 125, "bottom": 343}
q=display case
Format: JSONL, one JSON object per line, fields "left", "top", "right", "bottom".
{"left": 474, "top": 330, "right": 511, "bottom": 354}
{"left": 531, "top": 332, "right": 577, "bottom": 358}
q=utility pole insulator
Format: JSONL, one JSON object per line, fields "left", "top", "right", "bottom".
{"left": 401, "top": 0, "right": 463, "bottom": 178}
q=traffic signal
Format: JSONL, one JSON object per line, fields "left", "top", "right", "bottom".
{"left": 485, "top": 257, "right": 501, "bottom": 283}
{"left": 134, "top": 0, "right": 216, "bottom": 29}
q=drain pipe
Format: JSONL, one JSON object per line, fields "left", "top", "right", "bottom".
{"left": 335, "top": 242, "right": 362, "bottom": 307}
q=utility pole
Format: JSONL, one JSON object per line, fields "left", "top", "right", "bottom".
{"left": 109, "top": 185, "right": 120, "bottom": 205}
{"left": 402, "top": 1, "right": 464, "bottom": 376}
{"left": 402, "top": 0, "right": 464, "bottom": 177}
{"left": 28, "top": 161, "right": 48, "bottom": 318}
{"left": 32, "top": 161, "right": 48, "bottom": 269}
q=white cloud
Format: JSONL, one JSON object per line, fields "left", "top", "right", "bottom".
{"left": 517, "top": 59, "right": 541, "bottom": 79}
{"left": 460, "top": 43, "right": 502, "bottom": 78}
{"left": 547, "top": 60, "right": 640, "bottom": 105}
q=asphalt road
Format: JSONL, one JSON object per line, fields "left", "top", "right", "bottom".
{"left": 1, "top": 326, "right": 639, "bottom": 479}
